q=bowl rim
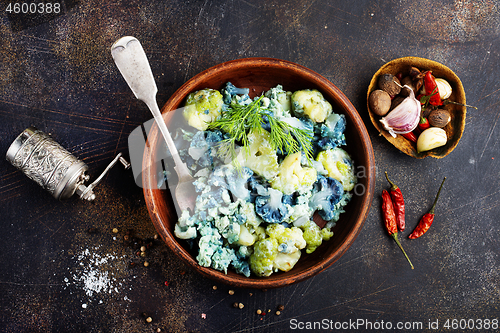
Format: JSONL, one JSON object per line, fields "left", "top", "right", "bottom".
{"left": 367, "top": 56, "right": 467, "bottom": 159}
{"left": 142, "top": 57, "right": 376, "bottom": 288}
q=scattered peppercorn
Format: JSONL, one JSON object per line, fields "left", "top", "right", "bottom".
{"left": 146, "top": 317, "right": 152, "bottom": 323}
{"left": 233, "top": 302, "right": 239, "bottom": 308}
{"left": 87, "top": 227, "right": 99, "bottom": 234}
{"left": 277, "top": 304, "right": 284, "bottom": 311}
{"left": 249, "top": 293, "right": 253, "bottom": 296}
{"left": 112, "top": 228, "right": 119, "bottom": 233}
{"left": 212, "top": 286, "right": 217, "bottom": 290}
{"left": 123, "top": 235, "right": 130, "bottom": 241}
{"left": 238, "top": 303, "right": 244, "bottom": 309}
{"left": 276, "top": 311, "right": 281, "bottom": 316}
{"left": 228, "top": 290, "right": 234, "bottom": 295}
{"left": 256, "top": 309, "right": 262, "bottom": 315}
{"left": 140, "top": 252, "right": 146, "bottom": 257}
{"left": 144, "top": 261, "right": 149, "bottom": 267}
{"left": 140, "top": 246, "right": 146, "bottom": 252}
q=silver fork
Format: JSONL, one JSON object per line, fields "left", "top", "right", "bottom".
{"left": 111, "top": 36, "right": 195, "bottom": 213}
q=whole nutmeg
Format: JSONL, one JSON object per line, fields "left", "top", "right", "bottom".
{"left": 369, "top": 89, "right": 391, "bottom": 116}
{"left": 428, "top": 109, "right": 451, "bottom": 128}
{"left": 377, "top": 74, "right": 401, "bottom": 96}
{"left": 390, "top": 95, "right": 406, "bottom": 110}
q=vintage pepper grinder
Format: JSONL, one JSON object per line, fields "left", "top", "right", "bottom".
{"left": 6, "top": 126, "right": 130, "bottom": 201}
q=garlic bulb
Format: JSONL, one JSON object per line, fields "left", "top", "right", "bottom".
{"left": 379, "top": 86, "right": 421, "bottom": 138}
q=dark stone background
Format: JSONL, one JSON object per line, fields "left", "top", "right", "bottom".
{"left": 1, "top": 0, "right": 499, "bottom": 332}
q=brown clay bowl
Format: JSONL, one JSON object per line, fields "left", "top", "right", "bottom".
{"left": 367, "top": 56, "right": 466, "bottom": 158}
{"left": 143, "top": 58, "right": 375, "bottom": 288}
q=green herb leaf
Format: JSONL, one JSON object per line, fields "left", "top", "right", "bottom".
{"left": 207, "top": 95, "right": 314, "bottom": 170}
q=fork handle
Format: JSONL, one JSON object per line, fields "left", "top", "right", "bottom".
{"left": 111, "top": 36, "right": 191, "bottom": 179}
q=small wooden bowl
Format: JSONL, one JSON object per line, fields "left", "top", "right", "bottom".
{"left": 367, "top": 57, "right": 466, "bottom": 158}
{"left": 143, "top": 58, "right": 375, "bottom": 288}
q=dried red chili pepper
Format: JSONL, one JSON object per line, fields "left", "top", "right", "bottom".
{"left": 401, "top": 132, "right": 417, "bottom": 143}
{"left": 409, "top": 177, "right": 446, "bottom": 239}
{"left": 382, "top": 190, "right": 414, "bottom": 269}
{"left": 385, "top": 172, "right": 405, "bottom": 231}
{"left": 423, "top": 71, "right": 443, "bottom": 106}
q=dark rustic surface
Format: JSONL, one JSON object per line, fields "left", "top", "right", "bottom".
{"left": 1, "top": 1, "right": 499, "bottom": 332}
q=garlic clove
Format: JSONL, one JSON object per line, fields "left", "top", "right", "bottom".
{"left": 417, "top": 127, "right": 447, "bottom": 153}
{"left": 435, "top": 78, "right": 452, "bottom": 100}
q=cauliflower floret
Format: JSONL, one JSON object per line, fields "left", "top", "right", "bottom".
{"left": 221, "top": 82, "right": 250, "bottom": 104}
{"left": 249, "top": 238, "right": 279, "bottom": 277}
{"left": 271, "top": 152, "right": 317, "bottom": 195}
{"left": 315, "top": 113, "right": 347, "bottom": 150}
{"left": 316, "top": 147, "right": 357, "bottom": 191}
{"left": 240, "top": 130, "right": 279, "bottom": 180}
{"left": 309, "top": 175, "right": 344, "bottom": 222}
{"left": 291, "top": 89, "right": 332, "bottom": 123}
{"left": 265, "top": 85, "right": 292, "bottom": 116}
{"left": 184, "top": 89, "right": 224, "bottom": 130}
{"left": 255, "top": 188, "right": 291, "bottom": 224}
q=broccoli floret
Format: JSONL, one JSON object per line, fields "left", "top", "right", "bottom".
{"left": 271, "top": 152, "right": 317, "bottom": 195}
{"left": 316, "top": 147, "right": 357, "bottom": 191}
{"left": 255, "top": 188, "right": 291, "bottom": 223}
{"left": 291, "top": 89, "right": 332, "bottom": 123}
{"left": 309, "top": 175, "right": 344, "bottom": 222}
{"left": 221, "top": 82, "right": 250, "bottom": 104}
{"left": 266, "top": 224, "right": 306, "bottom": 254}
{"left": 300, "top": 221, "right": 325, "bottom": 254}
{"left": 240, "top": 130, "right": 279, "bottom": 180}
{"left": 249, "top": 238, "right": 279, "bottom": 277}
{"left": 184, "top": 89, "right": 224, "bottom": 130}
{"left": 315, "top": 113, "right": 346, "bottom": 150}
{"left": 249, "top": 224, "right": 306, "bottom": 273}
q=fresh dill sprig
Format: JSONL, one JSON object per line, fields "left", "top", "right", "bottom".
{"left": 208, "top": 95, "right": 314, "bottom": 169}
